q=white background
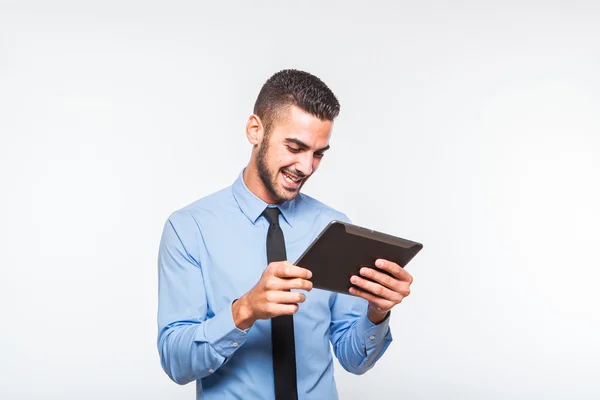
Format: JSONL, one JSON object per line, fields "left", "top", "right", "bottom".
{"left": 1, "top": 1, "right": 599, "bottom": 399}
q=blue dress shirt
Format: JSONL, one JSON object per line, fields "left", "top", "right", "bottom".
{"left": 157, "top": 169, "right": 393, "bottom": 399}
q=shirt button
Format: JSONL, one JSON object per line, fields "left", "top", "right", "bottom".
{"left": 208, "top": 369, "right": 214, "bottom": 373}
{"left": 232, "top": 342, "right": 239, "bottom": 347}
{"left": 369, "top": 335, "right": 376, "bottom": 341}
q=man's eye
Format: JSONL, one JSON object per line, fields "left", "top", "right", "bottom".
{"left": 287, "top": 146, "right": 301, "bottom": 153}
{"left": 314, "top": 153, "right": 324, "bottom": 159}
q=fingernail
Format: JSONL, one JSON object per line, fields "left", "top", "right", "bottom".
{"left": 377, "top": 260, "right": 384, "bottom": 267}
{"left": 307, "top": 271, "right": 312, "bottom": 279}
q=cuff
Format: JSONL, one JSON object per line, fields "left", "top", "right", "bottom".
{"left": 356, "top": 312, "right": 393, "bottom": 353}
{"left": 194, "top": 299, "right": 251, "bottom": 359}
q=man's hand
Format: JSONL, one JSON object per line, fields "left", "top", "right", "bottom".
{"left": 232, "top": 261, "right": 313, "bottom": 330}
{"left": 349, "top": 259, "right": 413, "bottom": 324}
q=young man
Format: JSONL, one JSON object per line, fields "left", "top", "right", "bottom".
{"left": 157, "top": 69, "right": 413, "bottom": 399}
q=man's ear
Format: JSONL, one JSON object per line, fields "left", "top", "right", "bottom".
{"left": 246, "top": 114, "right": 264, "bottom": 145}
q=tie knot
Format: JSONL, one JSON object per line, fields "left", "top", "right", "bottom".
{"left": 263, "top": 207, "right": 281, "bottom": 225}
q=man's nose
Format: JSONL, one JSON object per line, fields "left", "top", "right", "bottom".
{"left": 295, "top": 153, "right": 313, "bottom": 176}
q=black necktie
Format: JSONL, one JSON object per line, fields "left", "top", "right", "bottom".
{"left": 263, "top": 207, "right": 298, "bottom": 400}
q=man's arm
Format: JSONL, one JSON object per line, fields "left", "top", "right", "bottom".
{"left": 329, "top": 258, "right": 414, "bottom": 374}
{"left": 326, "top": 213, "right": 392, "bottom": 374}
{"left": 329, "top": 293, "right": 393, "bottom": 375}
{"left": 157, "top": 211, "right": 249, "bottom": 385}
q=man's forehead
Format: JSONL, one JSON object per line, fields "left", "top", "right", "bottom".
{"left": 273, "top": 106, "right": 331, "bottom": 134}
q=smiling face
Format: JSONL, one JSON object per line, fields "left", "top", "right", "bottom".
{"left": 245, "top": 105, "right": 333, "bottom": 204}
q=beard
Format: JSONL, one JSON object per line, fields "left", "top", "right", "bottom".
{"left": 256, "top": 139, "right": 306, "bottom": 203}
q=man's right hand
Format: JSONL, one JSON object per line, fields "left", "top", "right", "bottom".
{"left": 232, "top": 261, "right": 313, "bottom": 330}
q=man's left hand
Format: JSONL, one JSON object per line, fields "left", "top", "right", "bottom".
{"left": 349, "top": 259, "right": 413, "bottom": 324}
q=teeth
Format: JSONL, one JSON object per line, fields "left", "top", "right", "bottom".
{"left": 283, "top": 172, "right": 300, "bottom": 183}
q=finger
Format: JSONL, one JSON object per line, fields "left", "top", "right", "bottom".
{"left": 269, "top": 303, "right": 300, "bottom": 316}
{"left": 273, "top": 262, "right": 312, "bottom": 279}
{"left": 350, "top": 274, "right": 402, "bottom": 302}
{"left": 265, "top": 290, "right": 306, "bottom": 305}
{"left": 265, "top": 277, "right": 312, "bottom": 292}
{"left": 375, "top": 259, "right": 413, "bottom": 283}
{"left": 277, "top": 277, "right": 313, "bottom": 292}
{"left": 348, "top": 286, "right": 395, "bottom": 310}
{"left": 359, "top": 267, "right": 400, "bottom": 291}
{"left": 358, "top": 269, "right": 411, "bottom": 298}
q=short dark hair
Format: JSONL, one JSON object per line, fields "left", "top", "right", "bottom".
{"left": 253, "top": 69, "right": 340, "bottom": 134}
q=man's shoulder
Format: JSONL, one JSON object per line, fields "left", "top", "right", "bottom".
{"left": 297, "top": 193, "right": 351, "bottom": 223}
{"left": 169, "top": 185, "right": 234, "bottom": 220}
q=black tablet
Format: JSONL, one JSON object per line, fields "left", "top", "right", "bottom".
{"left": 294, "top": 220, "right": 423, "bottom": 294}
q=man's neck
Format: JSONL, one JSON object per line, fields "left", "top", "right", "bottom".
{"left": 242, "top": 164, "right": 280, "bottom": 205}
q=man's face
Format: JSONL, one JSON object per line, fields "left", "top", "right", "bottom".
{"left": 255, "top": 105, "right": 333, "bottom": 203}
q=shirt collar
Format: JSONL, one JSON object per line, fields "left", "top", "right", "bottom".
{"left": 231, "top": 168, "right": 296, "bottom": 227}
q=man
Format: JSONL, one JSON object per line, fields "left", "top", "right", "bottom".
{"left": 157, "top": 69, "right": 413, "bottom": 399}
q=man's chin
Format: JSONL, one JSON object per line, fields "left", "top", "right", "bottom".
{"left": 282, "top": 191, "right": 300, "bottom": 200}
{"left": 278, "top": 186, "right": 300, "bottom": 201}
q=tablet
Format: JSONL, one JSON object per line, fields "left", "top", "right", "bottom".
{"left": 294, "top": 220, "right": 423, "bottom": 294}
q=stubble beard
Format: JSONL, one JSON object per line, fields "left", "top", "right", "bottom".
{"left": 256, "top": 140, "right": 303, "bottom": 204}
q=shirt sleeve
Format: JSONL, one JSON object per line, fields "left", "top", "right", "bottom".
{"left": 329, "top": 292, "right": 393, "bottom": 375}
{"left": 157, "top": 211, "right": 250, "bottom": 385}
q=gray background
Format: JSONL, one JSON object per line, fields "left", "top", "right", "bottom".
{"left": 1, "top": 1, "right": 599, "bottom": 399}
